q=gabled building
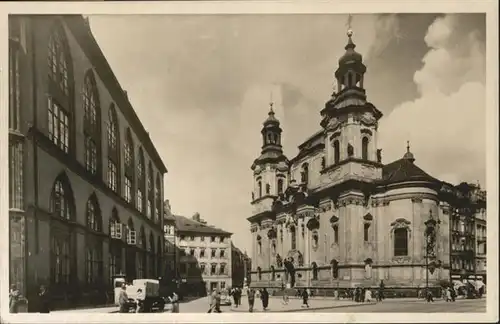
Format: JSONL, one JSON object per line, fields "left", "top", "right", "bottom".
{"left": 247, "top": 30, "right": 486, "bottom": 295}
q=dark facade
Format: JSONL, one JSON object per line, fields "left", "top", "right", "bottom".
{"left": 8, "top": 15, "right": 167, "bottom": 310}
{"left": 231, "top": 243, "right": 251, "bottom": 288}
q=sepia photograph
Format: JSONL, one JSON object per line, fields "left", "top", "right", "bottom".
{"left": 1, "top": 1, "right": 498, "bottom": 323}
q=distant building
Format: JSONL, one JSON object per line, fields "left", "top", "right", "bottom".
{"left": 231, "top": 243, "right": 252, "bottom": 288}
{"left": 8, "top": 15, "right": 167, "bottom": 310}
{"left": 474, "top": 198, "right": 487, "bottom": 283}
{"left": 163, "top": 200, "right": 177, "bottom": 280}
{"left": 247, "top": 30, "right": 487, "bottom": 294}
{"left": 174, "top": 213, "right": 233, "bottom": 294}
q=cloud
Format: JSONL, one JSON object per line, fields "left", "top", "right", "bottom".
{"left": 88, "top": 14, "right": 445, "bottom": 252}
{"left": 379, "top": 14, "right": 486, "bottom": 186}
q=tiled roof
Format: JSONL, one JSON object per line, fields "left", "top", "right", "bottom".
{"left": 381, "top": 158, "right": 437, "bottom": 184}
{"left": 173, "top": 215, "right": 232, "bottom": 236}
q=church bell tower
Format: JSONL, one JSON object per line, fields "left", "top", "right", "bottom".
{"left": 250, "top": 103, "right": 289, "bottom": 215}
{"left": 320, "top": 28, "right": 384, "bottom": 184}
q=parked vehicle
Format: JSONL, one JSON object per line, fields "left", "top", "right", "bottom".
{"left": 113, "top": 275, "right": 165, "bottom": 313}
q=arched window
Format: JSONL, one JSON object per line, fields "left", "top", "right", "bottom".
{"left": 257, "top": 236, "right": 262, "bottom": 255}
{"left": 149, "top": 232, "right": 156, "bottom": 278}
{"left": 363, "top": 223, "right": 370, "bottom": 242}
{"left": 85, "top": 245, "right": 103, "bottom": 285}
{"left": 51, "top": 236, "right": 71, "bottom": 285}
{"left": 147, "top": 162, "right": 154, "bottom": 219}
{"left": 124, "top": 129, "right": 134, "bottom": 204}
{"left": 300, "top": 163, "right": 309, "bottom": 185}
{"left": 156, "top": 236, "right": 162, "bottom": 276}
{"left": 155, "top": 174, "right": 162, "bottom": 223}
{"left": 265, "top": 183, "right": 270, "bottom": 195}
{"left": 258, "top": 181, "right": 262, "bottom": 198}
{"left": 138, "top": 227, "right": 147, "bottom": 278}
{"left": 9, "top": 39, "right": 21, "bottom": 131}
{"left": 109, "top": 208, "right": 122, "bottom": 280}
{"left": 83, "top": 70, "right": 101, "bottom": 176}
{"left": 277, "top": 178, "right": 284, "bottom": 195}
{"left": 321, "top": 156, "right": 326, "bottom": 169}
{"left": 333, "top": 224, "right": 339, "bottom": 244}
{"left": 362, "top": 137, "right": 369, "bottom": 160}
{"left": 137, "top": 148, "right": 146, "bottom": 214}
{"left": 86, "top": 194, "right": 102, "bottom": 232}
{"left": 50, "top": 174, "right": 74, "bottom": 220}
{"left": 394, "top": 228, "right": 408, "bottom": 256}
{"left": 47, "top": 22, "right": 73, "bottom": 154}
{"left": 290, "top": 226, "right": 297, "bottom": 250}
{"left": 107, "top": 104, "right": 119, "bottom": 193}
{"left": 333, "top": 140, "right": 340, "bottom": 164}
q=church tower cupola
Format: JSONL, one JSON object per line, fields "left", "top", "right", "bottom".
{"left": 334, "top": 29, "right": 367, "bottom": 93}
{"left": 403, "top": 141, "right": 416, "bottom": 163}
{"left": 261, "top": 103, "right": 283, "bottom": 155}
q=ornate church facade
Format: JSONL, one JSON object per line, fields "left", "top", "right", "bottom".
{"left": 247, "top": 31, "right": 486, "bottom": 293}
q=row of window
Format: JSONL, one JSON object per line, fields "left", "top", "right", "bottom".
{"left": 41, "top": 21, "right": 164, "bottom": 223}
{"left": 180, "top": 262, "right": 228, "bottom": 276}
{"left": 183, "top": 247, "right": 227, "bottom": 259}
{"left": 451, "top": 258, "right": 475, "bottom": 271}
{"left": 179, "top": 235, "right": 226, "bottom": 243}
{"left": 256, "top": 226, "right": 409, "bottom": 257}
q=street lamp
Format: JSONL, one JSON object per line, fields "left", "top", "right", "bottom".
{"left": 424, "top": 209, "right": 441, "bottom": 294}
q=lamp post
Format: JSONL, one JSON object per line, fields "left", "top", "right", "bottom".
{"left": 424, "top": 209, "right": 440, "bottom": 294}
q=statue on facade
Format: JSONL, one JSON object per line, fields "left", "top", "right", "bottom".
{"left": 347, "top": 143, "right": 354, "bottom": 157}
{"left": 364, "top": 263, "right": 372, "bottom": 279}
{"left": 276, "top": 254, "right": 283, "bottom": 268}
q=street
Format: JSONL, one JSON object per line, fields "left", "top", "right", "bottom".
{"left": 55, "top": 296, "right": 486, "bottom": 314}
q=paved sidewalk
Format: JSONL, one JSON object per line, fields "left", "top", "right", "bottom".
{"left": 230, "top": 297, "right": 377, "bottom": 313}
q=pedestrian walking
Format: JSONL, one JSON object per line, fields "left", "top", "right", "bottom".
{"left": 247, "top": 288, "right": 256, "bottom": 312}
{"left": 169, "top": 291, "right": 180, "bottom": 313}
{"left": 426, "top": 289, "right": 434, "bottom": 303}
{"left": 118, "top": 283, "right": 129, "bottom": 313}
{"left": 379, "top": 280, "right": 385, "bottom": 301}
{"left": 364, "top": 289, "right": 372, "bottom": 302}
{"left": 135, "top": 288, "right": 145, "bottom": 313}
{"left": 451, "top": 287, "right": 456, "bottom": 302}
{"left": 445, "top": 287, "right": 452, "bottom": 302}
{"left": 260, "top": 288, "right": 269, "bottom": 311}
{"left": 9, "top": 284, "right": 21, "bottom": 314}
{"left": 301, "top": 289, "right": 310, "bottom": 308}
{"left": 38, "top": 285, "right": 50, "bottom": 313}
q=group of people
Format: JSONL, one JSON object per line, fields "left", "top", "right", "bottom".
{"left": 442, "top": 287, "right": 457, "bottom": 302}
{"left": 9, "top": 284, "right": 50, "bottom": 314}
{"left": 246, "top": 287, "right": 270, "bottom": 312}
{"left": 229, "top": 287, "right": 243, "bottom": 307}
{"left": 350, "top": 286, "right": 375, "bottom": 303}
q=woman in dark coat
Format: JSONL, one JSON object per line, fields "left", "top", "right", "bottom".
{"left": 260, "top": 288, "right": 269, "bottom": 311}
{"left": 38, "top": 285, "right": 50, "bottom": 313}
{"left": 301, "top": 289, "right": 309, "bottom": 308}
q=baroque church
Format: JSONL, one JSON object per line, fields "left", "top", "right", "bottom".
{"left": 247, "top": 30, "right": 485, "bottom": 293}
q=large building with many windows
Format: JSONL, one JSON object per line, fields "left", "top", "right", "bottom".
{"left": 8, "top": 15, "right": 167, "bottom": 310}
{"left": 174, "top": 213, "right": 233, "bottom": 295}
{"left": 247, "top": 30, "right": 487, "bottom": 294}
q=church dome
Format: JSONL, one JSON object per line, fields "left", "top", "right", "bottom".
{"left": 338, "top": 31, "right": 363, "bottom": 65}
{"left": 403, "top": 141, "right": 415, "bottom": 163}
{"left": 263, "top": 105, "right": 280, "bottom": 127}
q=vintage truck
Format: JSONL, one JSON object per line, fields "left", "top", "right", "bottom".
{"left": 113, "top": 275, "right": 166, "bottom": 312}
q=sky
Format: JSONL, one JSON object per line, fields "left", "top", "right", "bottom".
{"left": 88, "top": 13, "right": 486, "bottom": 252}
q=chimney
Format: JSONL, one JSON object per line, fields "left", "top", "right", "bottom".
{"left": 192, "top": 212, "right": 201, "bottom": 222}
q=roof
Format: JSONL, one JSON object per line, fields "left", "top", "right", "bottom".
{"left": 173, "top": 215, "right": 232, "bottom": 236}
{"left": 381, "top": 158, "right": 437, "bottom": 184}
